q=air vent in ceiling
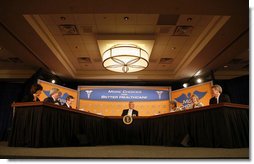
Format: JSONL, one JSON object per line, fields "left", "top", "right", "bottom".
{"left": 77, "top": 57, "right": 92, "bottom": 63}
{"left": 159, "top": 58, "right": 174, "bottom": 64}
{"left": 8, "top": 57, "right": 23, "bottom": 63}
{"left": 157, "top": 15, "right": 179, "bottom": 25}
{"left": 173, "top": 26, "right": 193, "bottom": 36}
{"left": 58, "top": 24, "right": 79, "bottom": 35}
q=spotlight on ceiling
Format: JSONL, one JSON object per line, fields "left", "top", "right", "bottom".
{"left": 60, "top": 16, "right": 66, "bottom": 21}
{"left": 51, "top": 79, "right": 56, "bottom": 84}
{"left": 196, "top": 78, "right": 202, "bottom": 84}
{"left": 124, "top": 16, "right": 129, "bottom": 21}
{"left": 187, "top": 17, "right": 192, "bottom": 22}
{"left": 183, "top": 83, "right": 188, "bottom": 88}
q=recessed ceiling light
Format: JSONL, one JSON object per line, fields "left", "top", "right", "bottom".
{"left": 224, "top": 65, "right": 228, "bottom": 68}
{"left": 124, "top": 16, "right": 129, "bottom": 21}
{"left": 187, "top": 17, "right": 192, "bottom": 22}
{"left": 60, "top": 16, "right": 66, "bottom": 21}
{"left": 51, "top": 79, "right": 56, "bottom": 84}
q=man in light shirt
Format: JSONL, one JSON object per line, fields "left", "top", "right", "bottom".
{"left": 209, "top": 84, "right": 230, "bottom": 104}
{"left": 121, "top": 101, "right": 139, "bottom": 116}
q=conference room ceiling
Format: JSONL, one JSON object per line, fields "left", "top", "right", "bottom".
{"left": 0, "top": 0, "right": 249, "bottom": 81}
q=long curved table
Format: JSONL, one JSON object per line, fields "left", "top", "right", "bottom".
{"left": 8, "top": 102, "right": 249, "bottom": 148}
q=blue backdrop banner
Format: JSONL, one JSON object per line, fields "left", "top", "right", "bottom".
{"left": 79, "top": 88, "right": 170, "bottom": 101}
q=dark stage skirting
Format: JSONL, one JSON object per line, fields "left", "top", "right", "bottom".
{"left": 8, "top": 102, "right": 249, "bottom": 148}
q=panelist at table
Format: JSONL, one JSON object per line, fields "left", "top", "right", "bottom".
{"left": 43, "top": 88, "right": 61, "bottom": 105}
{"left": 121, "top": 101, "right": 139, "bottom": 116}
{"left": 62, "top": 95, "right": 74, "bottom": 109}
{"left": 190, "top": 94, "right": 204, "bottom": 109}
{"left": 169, "top": 100, "right": 180, "bottom": 112}
{"left": 209, "top": 84, "right": 231, "bottom": 104}
{"left": 22, "top": 83, "right": 43, "bottom": 102}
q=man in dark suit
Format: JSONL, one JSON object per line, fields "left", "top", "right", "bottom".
{"left": 63, "top": 95, "right": 74, "bottom": 109}
{"left": 43, "top": 88, "right": 61, "bottom": 105}
{"left": 209, "top": 84, "right": 231, "bottom": 104}
{"left": 121, "top": 101, "right": 139, "bottom": 116}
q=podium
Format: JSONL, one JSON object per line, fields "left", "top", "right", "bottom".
{"left": 8, "top": 102, "right": 249, "bottom": 148}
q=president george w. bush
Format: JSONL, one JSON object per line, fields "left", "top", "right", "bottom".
{"left": 121, "top": 101, "right": 139, "bottom": 116}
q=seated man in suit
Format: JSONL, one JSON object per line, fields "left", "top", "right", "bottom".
{"left": 63, "top": 95, "right": 74, "bottom": 109}
{"left": 121, "top": 101, "right": 139, "bottom": 116}
{"left": 43, "top": 88, "right": 61, "bottom": 105}
{"left": 209, "top": 84, "right": 231, "bottom": 104}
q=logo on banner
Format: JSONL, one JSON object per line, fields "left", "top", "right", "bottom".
{"left": 174, "top": 90, "right": 207, "bottom": 108}
{"left": 85, "top": 90, "right": 93, "bottom": 99}
{"left": 156, "top": 91, "right": 163, "bottom": 99}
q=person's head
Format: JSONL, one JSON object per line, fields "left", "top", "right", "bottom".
{"left": 49, "top": 88, "right": 60, "bottom": 99}
{"left": 30, "top": 84, "right": 43, "bottom": 97}
{"left": 211, "top": 85, "right": 222, "bottom": 97}
{"left": 58, "top": 92, "right": 62, "bottom": 99}
{"left": 129, "top": 101, "right": 135, "bottom": 109}
{"left": 169, "top": 100, "right": 177, "bottom": 109}
{"left": 191, "top": 94, "right": 199, "bottom": 104}
{"left": 66, "top": 95, "right": 74, "bottom": 106}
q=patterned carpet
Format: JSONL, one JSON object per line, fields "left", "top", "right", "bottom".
{"left": 0, "top": 142, "right": 249, "bottom": 159}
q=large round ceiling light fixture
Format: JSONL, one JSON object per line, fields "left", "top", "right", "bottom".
{"left": 102, "top": 44, "right": 149, "bottom": 73}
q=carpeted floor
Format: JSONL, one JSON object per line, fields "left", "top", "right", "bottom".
{"left": 0, "top": 142, "right": 249, "bottom": 159}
